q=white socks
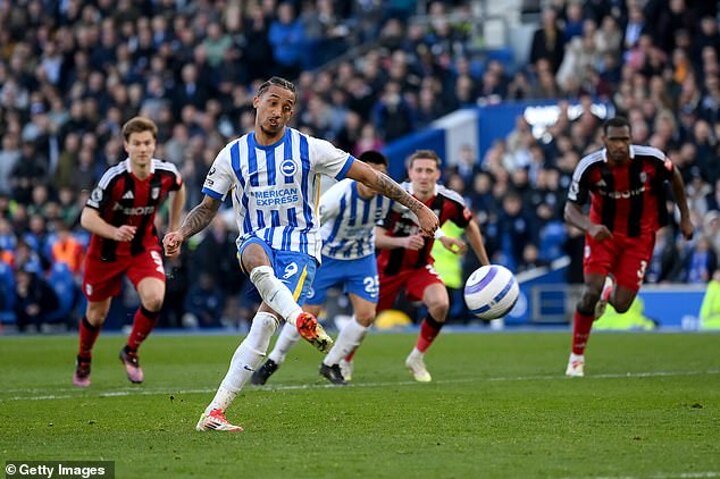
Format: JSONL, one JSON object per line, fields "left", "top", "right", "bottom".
{"left": 323, "top": 317, "right": 368, "bottom": 366}
{"left": 408, "top": 347, "right": 424, "bottom": 360}
{"left": 267, "top": 322, "right": 301, "bottom": 364}
{"left": 249, "top": 265, "right": 302, "bottom": 325}
{"left": 205, "top": 312, "right": 279, "bottom": 413}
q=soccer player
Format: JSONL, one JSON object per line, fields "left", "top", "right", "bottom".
{"left": 162, "top": 77, "right": 438, "bottom": 432}
{"left": 73, "top": 116, "right": 185, "bottom": 387}
{"left": 375, "top": 149, "right": 490, "bottom": 383}
{"left": 564, "top": 116, "right": 694, "bottom": 377}
{"left": 251, "top": 150, "right": 394, "bottom": 386}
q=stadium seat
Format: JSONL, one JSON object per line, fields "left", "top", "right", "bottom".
{"left": 539, "top": 221, "right": 567, "bottom": 262}
{"left": 0, "top": 262, "right": 16, "bottom": 324}
{"left": 485, "top": 47, "right": 515, "bottom": 72}
{"left": 43, "top": 262, "right": 77, "bottom": 324}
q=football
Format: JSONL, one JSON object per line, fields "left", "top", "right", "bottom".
{"left": 464, "top": 265, "right": 519, "bottom": 320}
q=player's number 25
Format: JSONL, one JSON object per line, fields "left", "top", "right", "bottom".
{"left": 364, "top": 276, "right": 379, "bottom": 295}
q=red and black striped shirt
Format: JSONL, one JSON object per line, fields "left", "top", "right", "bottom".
{"left": 377, "top": 182, "right": 472, "bottom": 276}
{"left": 85, "top": 159, "right": 182, "bottom": 261}
{"left": 567, "top": 145, "right": 674, "bottom": 237}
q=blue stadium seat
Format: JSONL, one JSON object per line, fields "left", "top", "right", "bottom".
{"left": 485, "top": 47, "right": 515, "bottom": 72}
{"left": 539, "top": 221, "right": 567, "bottom": 262}
{"left": 0, "top": 262, "right": 16, "bottom": 324}
{"left": 44, "top": 262, "right": 77, "bottom": 324}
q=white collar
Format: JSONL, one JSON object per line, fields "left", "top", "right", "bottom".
{"left": 407, "top": 182, "right": 438, "bottom": 197}
{"left": 601, "top": 145, "right": 635, "bottom": 162}
{"left": 122, "top": 158, "right": 156, "bottom": 173}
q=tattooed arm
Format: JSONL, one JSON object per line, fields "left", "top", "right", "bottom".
{"left": 162, "top": 195, "right": 222, "bottom": 258}
{"left": 345, "top": 160, "right": 439, "bottom": 236}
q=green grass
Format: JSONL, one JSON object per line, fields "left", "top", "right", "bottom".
{"left": 0, "top": 331, "right": 718, "bottom": 478}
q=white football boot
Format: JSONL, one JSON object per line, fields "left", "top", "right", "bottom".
{"left": 339, "top": 358, "right": 353, "bottom": 382}
{"left": 196, "top": 409, "right": 243, "bottom": 432}
{"left": 405, "top": 350, "right": 432, "bottom": 383}
{"left": 565, "top": 353, "right": 585, "bottom": 378}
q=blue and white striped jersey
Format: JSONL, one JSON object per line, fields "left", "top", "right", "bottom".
{"left": 319, "top": 179, "right": 392, "bottom": 260}
{"left": 201, "top": 128, "right": 355, "bottom": 262}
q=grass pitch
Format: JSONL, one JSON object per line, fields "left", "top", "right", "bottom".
{"left": 0, "top": 331, "right": 718, "bottom": 478}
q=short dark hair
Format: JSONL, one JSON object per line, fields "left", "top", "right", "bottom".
{"left": 407, "top": 149, "right": 441, "bottom": 168}
{"left": 257, "top": 76, "right": 296, "bottom": 99}
{"left": 602, "top": 116, "right": 631, "bottom": 135}
{"left": 122, "top": 116, "right": 158, "bottom": 142}
{"left": 358, "top": 150, "right": 388, "bottom": 166}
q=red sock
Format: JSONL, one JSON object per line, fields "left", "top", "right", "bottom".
{"left": 127, "top": 306, "right": 160, "bottom": 351}
{"left": 78, "top": 316, "right": 100, "bottom": 360}
{"left": 571, "top": 310, "right": 595, "bottom": 355}
{"left": 345, "top": 348, "right": 357, "bottom": 362}
{"left": 416, "top": 314, "right": 443, "bottom": 353}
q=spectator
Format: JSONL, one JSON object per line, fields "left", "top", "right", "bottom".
{"left": 14, "top": 266, "right": 59, "bottom": 332}
{"left": 10, "top": 141, "right": 47, "bottom": 205}
{"left": 498, "top": 192, "right": 533, "bottom": 271}
{"left": 190, "top": 217, "right": 245, "bottom": 297}
{"left": 268, "top": 2, "right": 305, "bottom": 80}
{"left": 372, "top": 81, "right": 415, "bottom": 141}
{"left": 646, "top": 226, "right": 683, "bottom": 284}
{"left": 529, "top": 8, "right": 565, "bottom": 73}
{"left": 0, "top": 133, "right": 21, "bottom": 195}
{"left": 679, "top": 236, "right": 718, "bottom": 284}
{"left": 49, "top": 221, "right": 84, "bottom": 275}
{"left": 183, "top": 273, "right": 225, "bottom": 329}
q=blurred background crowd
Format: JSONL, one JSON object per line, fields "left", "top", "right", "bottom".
{"left": 0, "top": 0, "right": 718, "bottom": 331}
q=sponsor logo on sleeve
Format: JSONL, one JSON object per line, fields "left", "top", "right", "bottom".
{"left": 91, "top": 187, "right": 103, "bottom": 203}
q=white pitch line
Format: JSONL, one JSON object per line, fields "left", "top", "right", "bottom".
{"left": 487, "top": 369, "right": 720, "bottom": 383}
{"left": 2, "top": 369, "right": 719, "bottom": 403}
{"left": 564, "top": 471, "right": 720, "bottom": 479}
{"left": 0, "top": 378, "right": 473, "bottom": 402}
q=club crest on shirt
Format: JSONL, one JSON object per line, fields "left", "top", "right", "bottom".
{"left": 281, "top": 159, "right": 297, "bottom": 176}
{"left": 639, "top": 171, "right": 647, "bottom": 184}
{"left": 151, "top": 186, "right": 160, "bottom": 200}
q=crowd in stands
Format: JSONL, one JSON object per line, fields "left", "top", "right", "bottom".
{"left": 0, "top": 0, "right": 718, "bottom": 330}
{"left": 458, "top": 0, "right": 720, "bottom": 289}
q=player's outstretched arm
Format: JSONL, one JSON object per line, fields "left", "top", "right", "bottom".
{"left": 375, "top": 226, "right": 425, "bottom": 251}
{"left": 345, "top": 160, "right": 438, "bottom": 236}
{"left": 465, "top": 219, "right": 490, "bottom": 266}
{"left": 80, "top": 207, "right": 136, "bottom": 242}
{"left": 167, "top": 183, "right": 187, "bottom": 232}
{"left": 563, "top": 202, "right": 613, "bottom": 241}
{"left": 670, "top": 166, "right": 694, "bottom": 240}
{"left": 163, "top": 194, "right": 222, "bottom": 258}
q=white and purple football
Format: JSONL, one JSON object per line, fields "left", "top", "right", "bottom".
{"left": 464, "top": 265, "right": 519, "bottom": 320}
